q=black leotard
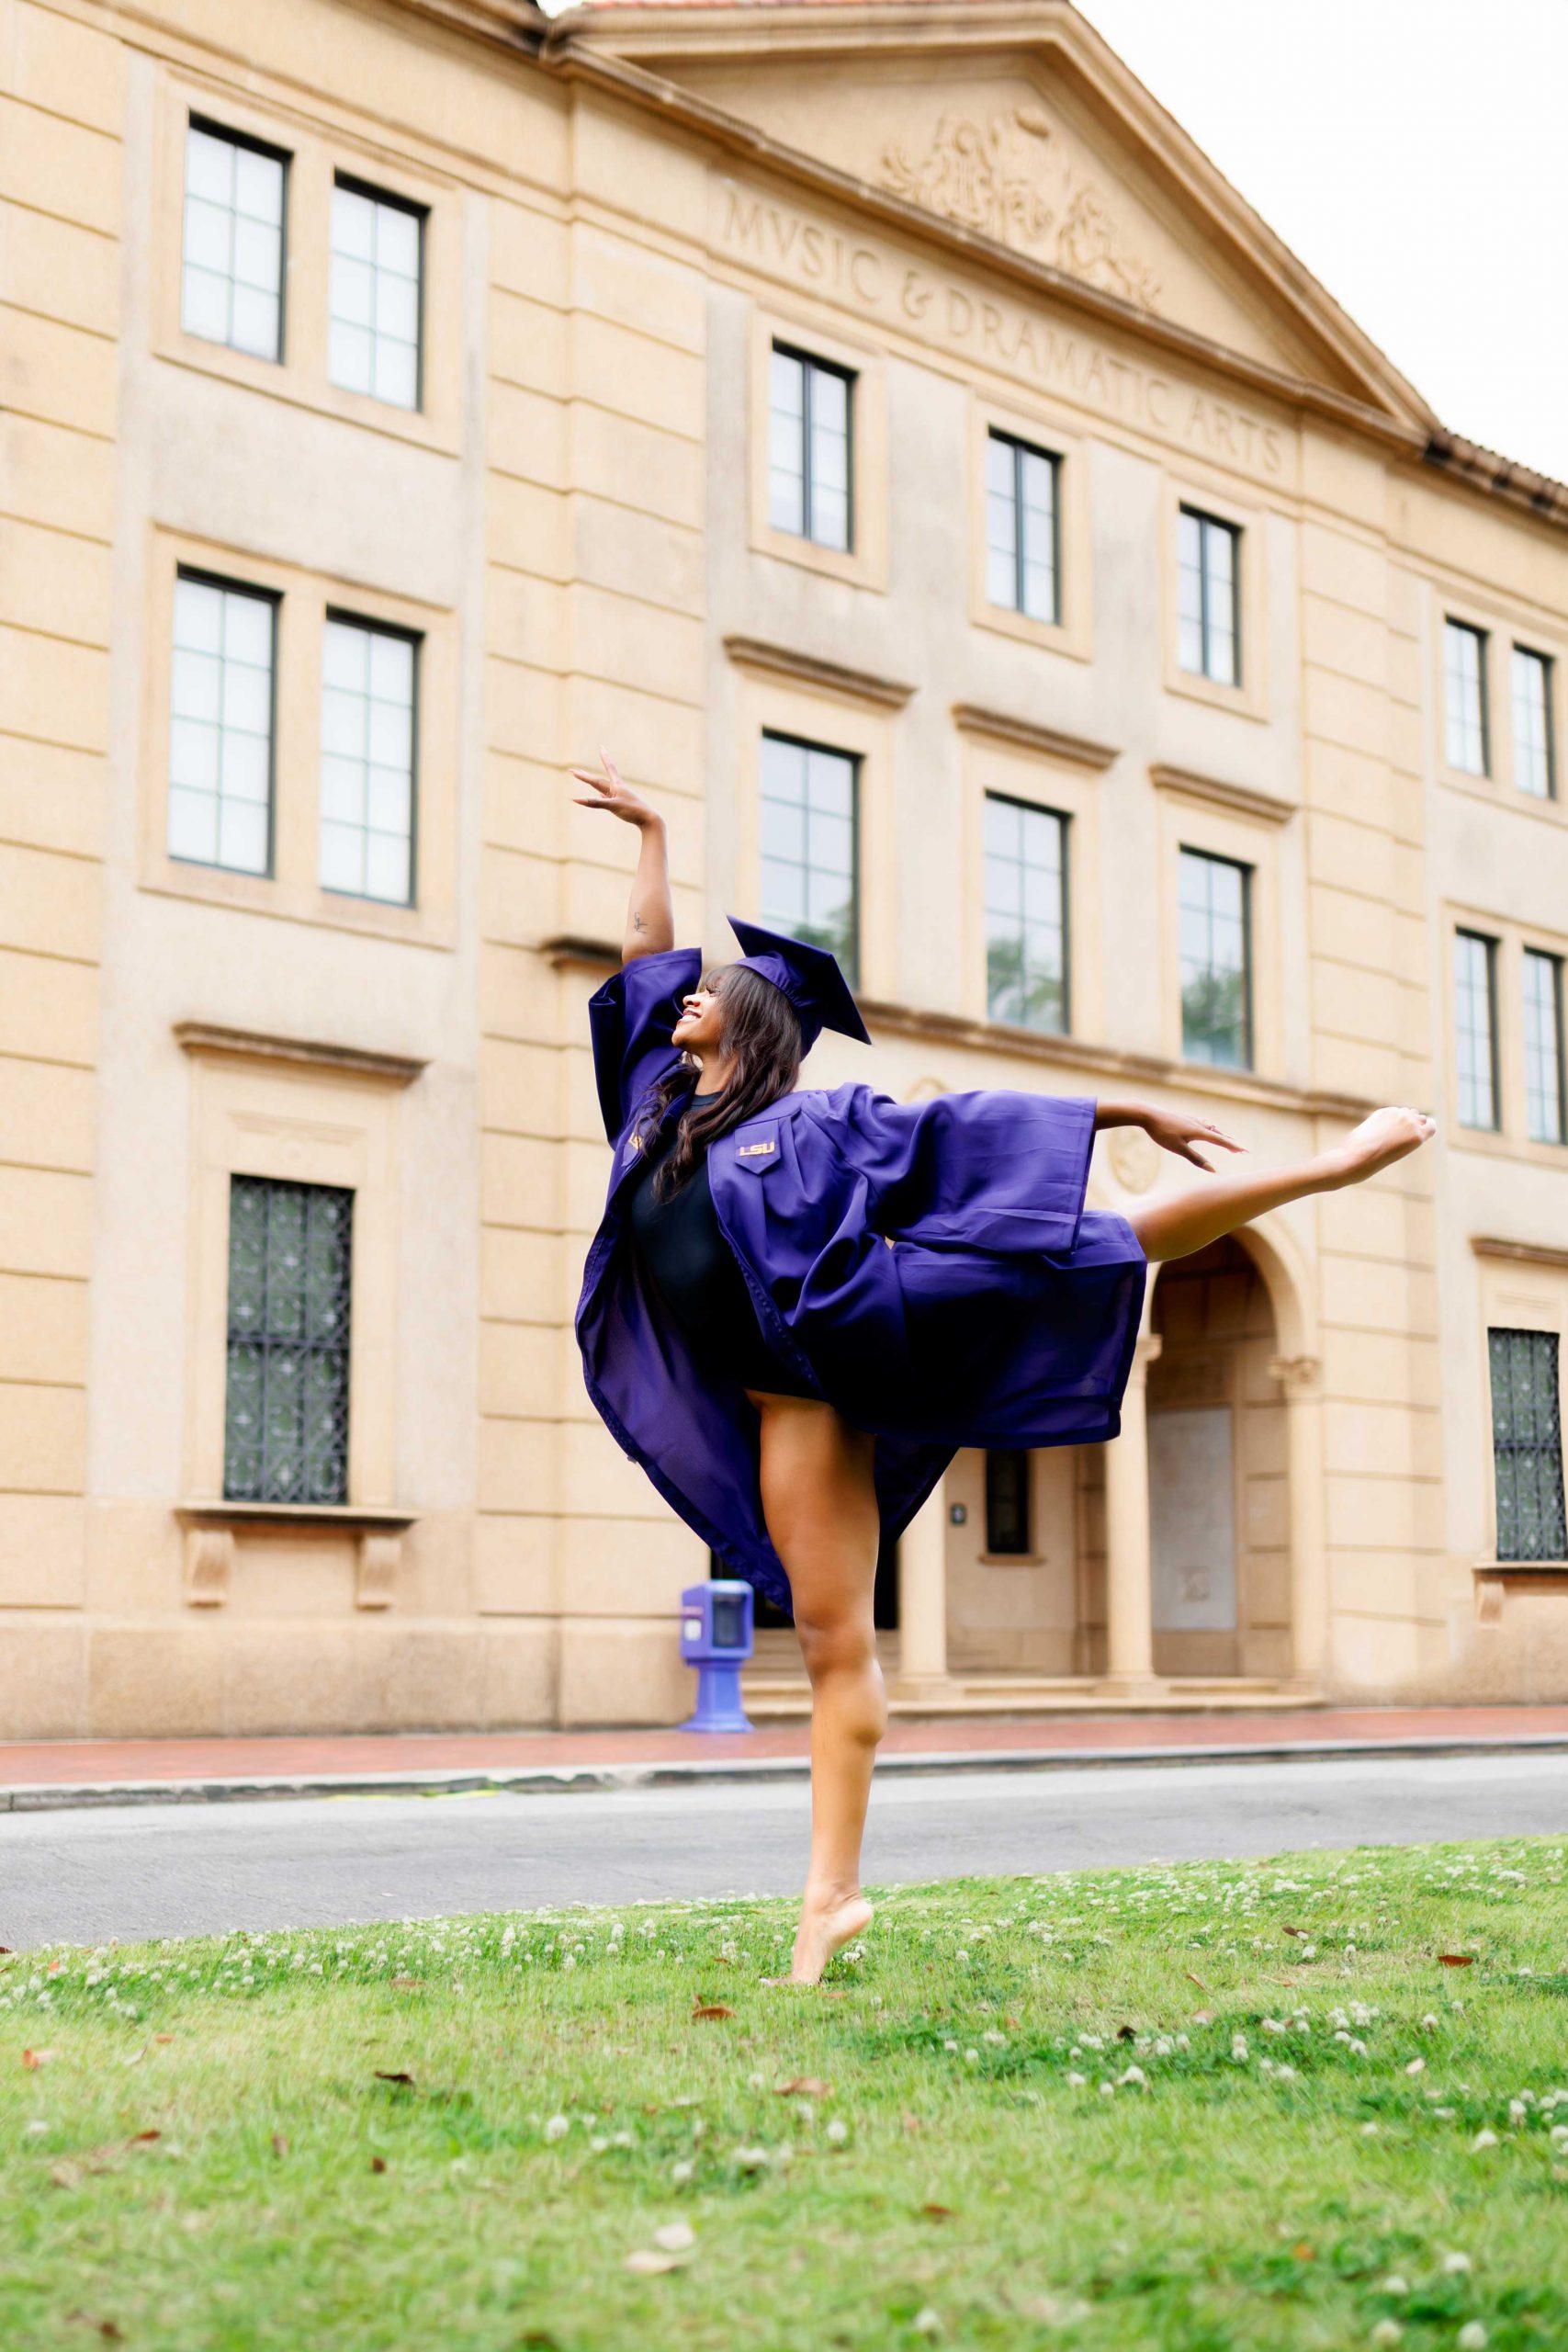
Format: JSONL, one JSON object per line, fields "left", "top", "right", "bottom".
{"left": 626, "top": 1093, "right": 818, "bottom": 1399}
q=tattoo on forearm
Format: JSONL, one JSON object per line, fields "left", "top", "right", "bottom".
{"left": 632, "top": 912, "right": 646, "bottom": 933}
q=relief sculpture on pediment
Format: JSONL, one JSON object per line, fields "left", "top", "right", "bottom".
{"left": 878, "top": 106, "right": 1161, "bottom": 311}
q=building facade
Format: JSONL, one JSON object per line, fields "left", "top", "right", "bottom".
{"left": 4, "top": 0, "right": 1567, "bottom": 1737}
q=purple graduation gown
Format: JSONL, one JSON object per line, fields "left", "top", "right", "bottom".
{"left": 575, "top": 948, "right": 1146, "bottom": 1619}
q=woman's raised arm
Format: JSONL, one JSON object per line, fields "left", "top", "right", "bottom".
{"left": 571, "top": 750, "right": 674, "bottom": 965}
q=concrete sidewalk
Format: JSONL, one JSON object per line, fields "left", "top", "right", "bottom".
{"left": 3, "top": 1705, "right": 1567, "bottom": 1810}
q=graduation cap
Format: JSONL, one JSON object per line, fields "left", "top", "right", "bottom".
{"left": 726, "top": 915, "right": 872, "bottom": 1052}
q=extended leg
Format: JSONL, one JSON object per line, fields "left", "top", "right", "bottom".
{"left": 750, "top": 1390, "right": 884, "bottom": 1986}
{"left": 1128, "top": 1104, "right": 1435, "bottom": 1263}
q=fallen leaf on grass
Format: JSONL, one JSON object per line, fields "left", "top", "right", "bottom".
{"left": 128, "top": 2131, "right": 161, "bottom": 2147}
{"left": 50, "top": 2163, "right": 83, "bottom": 2189}
{"left": 22, "top": 2048, "right": 56, "bottom": 2069}
{"left": 370, "top": 2155, "right": 388, "bottom": 2174}
{"left": 65, "top": 2315, "right": 121, "bottom": 2340}
{"left": 920, "top": 2203, "right": 954, "bottom": 2221}
{"left": 374, "top": 2070, "right": 417, "bottom": 2087}
{"left": 1184, "top": 1973, "right": 1210, "bottom": 1991}
{"left": 1292, "top": 2244, "right": 1315, "bottom": 2260}
{"left": 1191, "top": 2010, "right": 1215, "bottom": 2026}
{"left": 902, "top": 2113, "right": 923, "bottom": 2135}
{"left": 775, "top": 2077, "right": 832, "bottom": 2098}
{"left": 1282, "top": 1926, "right": 1305, "bottom": 1939}
{"left": 152, "top": 2033, "right": 174, "bottom": 2045}
{"left": 270, "top": 2135, "right": 288, "bottom": 2158}
{"left": 653, "top": 2222, "right": 695, "bottom": 2253}
{"left": 1438, "top": 1954, "right": 1477, "bottom": 1968}
{"left": 691, "top": 2004, "right": 734, "bottom": 2022}
{"left": 389, "top": 1976, "right": 423, "bottom": 1990}
{"left": 625, "top": 2249, "right": 688, "bottom": 2275}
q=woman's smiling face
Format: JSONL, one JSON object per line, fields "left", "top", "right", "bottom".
{"left": 671, "top": 969, "right": 729, "bottom": 1057}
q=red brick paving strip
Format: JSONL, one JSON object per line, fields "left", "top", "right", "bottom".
{"left": 3, "top": 1708, "right": 1568, "bottom": 1787}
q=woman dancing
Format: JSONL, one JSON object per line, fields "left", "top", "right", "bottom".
{"left": 572, "top": 752, "right": 1434, "bottom": 1985}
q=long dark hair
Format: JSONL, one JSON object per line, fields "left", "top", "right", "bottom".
{"left": 639, "top": 965, "right": 801, "bottom": 1199}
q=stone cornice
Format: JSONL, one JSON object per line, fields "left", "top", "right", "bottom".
{"left": 367, "top": 0, "right": 546, "bottom": 52}
{"left": 1472, "top": 1235, "right": 1568, "bottom": 1273}
{"left": 953, "top": 703, "right": 1118, "bottom": 770}
{"left": 174, "top": 1021, "right": 428, "bottom": 1087}
{"left": 723, "top": 633, "right": 916, "bottom": 708}
{"left": 1149, "top": 763, "right": 1297, "bottom": 827}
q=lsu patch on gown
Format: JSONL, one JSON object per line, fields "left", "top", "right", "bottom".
{"left": 575, "top": 948, "right": 1147, "bottom": 1619}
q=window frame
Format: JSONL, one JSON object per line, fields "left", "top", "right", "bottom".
{"left": 223, "top": 1173, "right": 355, "bottom": 1507}
{"left": 983, "top": 1450, "right": 1033, "bottom": 1558}
{"left": 981, "top": 788, "right": 1071, "bottom": 1037}
{"left": 767, "top": 340, "right": 855, "bottom": 554}
{"left": 984, "top": 428, "right": 1061, "bottom": 627}
{"left": 747, "top": 307, "right": 886, "bottom": 593}
{"left": 1453, "top": 926, "right": 1501, "bottom": 1133}
{"left": 1443, "top": 617, "right": 1491, "bottom": 779}
{"left": 1177, "top": 843, "right": 1254, "bottom": 1072}
{"left": 141, "top": 529, "right": 457, "bottom": 948}
{"left": 1511, "top": 642, "right": 1557, "bottom": 802}
{"left": 1161, "top": 479, "right": 1268, "bottom": 720}
{"left": 756, "top": 727, "right": 862, "bottom": 987}
{"left": 167, "top": 565, "right": 281, "bottom": 882}
{"left": 1485, "top": 1326, "right": 1568, "bottom": 1566}
{"left": 1523, "top": 945, "right": 1567, "bottom": 1148}
{"left": 1177, "top": 504, "right": 1242, "bottom": 687}
{"left": 319, "top": 608, "right": 423, "bottom": 910}
{"left": 155, "top": 75, "right": 460, "bottom": 457}
{"left": 182, "top": 113, "right": 291, "bottom": 366}
{"left": 328, "top": 171, "right": 427, "bottom": 414}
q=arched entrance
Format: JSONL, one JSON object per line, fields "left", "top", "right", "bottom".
{"left": 1146, "top": 1235, "right": 1292, "bottom": 1679}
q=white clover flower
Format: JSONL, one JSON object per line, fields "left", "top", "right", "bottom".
{"left": 544, "top": 2115, "right": 570, "bottom": 2143}
{"left": 1471, "top": 2129, "right": 1498, "bottom": 2152}
{"left": 1066, "top": 2071, "right": 1088, "bottom": 2087}
{"left": 1421, "top": 2013, "right": 1438, "bottom": 2031}
{"left": 1371, "top": 2322, "right": 1403, "bottom": 2346}
{"left": 1380, "top": 2275, "right": 1410, "bottom": 2295}
{"left": 1440, "top": 2252, "right": 1472, "bottom": 2275}
{"left": 943, "top": 2040, "right": 958, "bottom": 2054}
{"left": 1117, "top": 2065, "right": 1145, "bottom": 2088}
{"left": 590, "top": 2135, "right": 609, "bottom": 2154}
{"left": 1457, "top": 2328, "right": 1487, "bottom": 2351}
{"left": 654, "top": 2221, "right": 695, "bottom": 2254}
{"left": 912, "top": 2312, "right": 942, "bottom": 2339}
{"left": 733, "top": 2145, "right": 769, "bottom": 2170}
{"left": 1231, "top": 2035, "right": 1250, "bottom": 2062}
{"left": 825, "top": 2120, "right": 849, "bottom": 2145}
{"left": 1099, "top": 2081, "right": 1115, "bottom": 2098}
{"left": 671, "top": 2158, "right": 694, "bottom": 2185}
{"left": 964, "top": 2049, "right": 979, "bottom": 2066}
{"left": 1509, "top": 2099, "right": 1528, "bottom": 2124}
{"left": 1405, "top": 2059, "right": 1427, "bottom": 2077}
{"left": 982, "top": 2030, "right": 1007, "bottom": 2047}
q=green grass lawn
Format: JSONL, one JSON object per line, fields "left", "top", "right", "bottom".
{"left": 5, "top": 1837, "right": 1568, "bottom": 2350}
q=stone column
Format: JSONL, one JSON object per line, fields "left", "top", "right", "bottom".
{"left": 1269, "top": 1353, "right": 1327, "bottom": 1684}
{"left": 1104, "top": 1334, "right": 1162, "bottom": 1686}
{"left": 897, "top": 1475, "right": 948, "bottom": 1687}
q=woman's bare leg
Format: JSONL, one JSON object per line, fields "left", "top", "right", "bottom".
{"left": 750, "top": 1391, "right": 884, "bottom": 1986}
{"left": 1127, "top": 1104, "right": 1435, "bottom": 1263}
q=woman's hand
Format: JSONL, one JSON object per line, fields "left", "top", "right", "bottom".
{"left": 572, "top": 748, "right": 662, "bottom": 831}
{"left": 1141, "top": 1106, "right": 1247, "bottom": 1171}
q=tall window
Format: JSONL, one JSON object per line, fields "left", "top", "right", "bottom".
{"left": 181, "top": 119, "right": 287, "bottom": 361}
{"left": 168, "top": 572, "right": 276, "bottom": 876}
{"left": 767, "top": 345, "right": 852, "bottom": 550}
{"left": 320, "top": 617, "right": 418, "bottom": 905}
{"left": 984, "top": 1451, "right": 1032, "bottom": 1556}
{"left": 1177, "top": 507, "right": 1239, "bottom": 684}
{"left": 758, "top": 733, "right": 858, "bottom": 978}
{"left": 984, "top": 794, "right": 1068, "bottom": 1034}
{"left": 1512, "top": 646, "right": 1555, "bottom": 800}
{"left": 1179, "top": 849, "right": 1251, "bottom": 1069}
{"left": 329, "top": 178, "right": 423, "bottom": 411}
{"left": 1488, "top": 1329, "right": 1566, "bottom": 1563}
{"left": 1454, "top": 929, "right": 1499, "bottom": 1130}
{"left": 1444, "top": 620, "right": 1489, "bottom": 775}
{"left": 985, "top": 431, "right": 1060, "bottom": 623}
{"left": 1524, "top": 948, "right": 1566, "bottom": 1146}
{"left": 224, "top": 1176, "right": 354, "bottom": 1506}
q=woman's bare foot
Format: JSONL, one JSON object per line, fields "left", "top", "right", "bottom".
{"left": 1326, "top": 1105, "right": 1436, "bottom": 1187}
{"left": 765, "top": 1891, "right": 874, "bottom": 1988}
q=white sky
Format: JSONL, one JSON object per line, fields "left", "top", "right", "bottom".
{"left": 542, "top": 0, "right": 1568, "bottom": 486}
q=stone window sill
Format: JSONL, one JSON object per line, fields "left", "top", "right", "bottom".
{"left": 175, "top": 1502, "right": 416, "bottom": 1610}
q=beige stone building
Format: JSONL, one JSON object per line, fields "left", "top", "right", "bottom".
{"left": 4, "top": 0, "right": 1567, "bottom": 1738}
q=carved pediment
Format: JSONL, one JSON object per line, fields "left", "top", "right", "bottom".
{"left": 878, "top": 104, "right": 1161, "bottom": 313}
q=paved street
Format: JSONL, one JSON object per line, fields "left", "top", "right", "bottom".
{"left": 3, "top": 1750, "right": 1564, "bottom": 1949}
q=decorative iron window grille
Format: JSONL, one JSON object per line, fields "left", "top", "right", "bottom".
{"left": 985, "top": 1450, "right": 1032, "bottom": 1555}
{"left": 224, "top": 1176, "right": 354, "bottom": 1505}
{"left": 1488, "top": 1327, "right": 1567, "bottom": 1563}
